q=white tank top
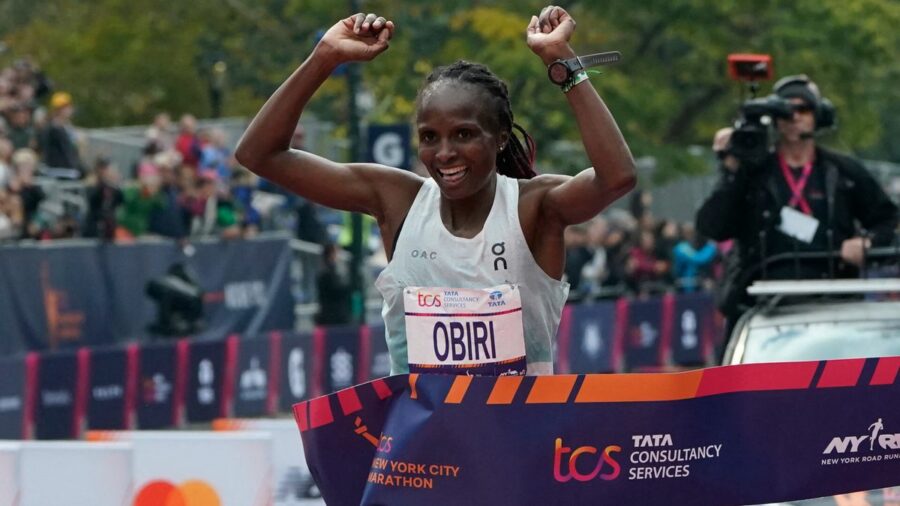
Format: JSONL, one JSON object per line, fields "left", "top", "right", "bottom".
{"left": 375, "top": 174, "right": 569, "bottom": 375}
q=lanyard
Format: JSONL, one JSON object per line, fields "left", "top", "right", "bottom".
{"left": 778, "top": 153, "right": 814, "bottom": 215}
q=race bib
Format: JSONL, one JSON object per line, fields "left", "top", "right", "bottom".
{"left": 403, "top": 285, "right": 526, "bottom": 376}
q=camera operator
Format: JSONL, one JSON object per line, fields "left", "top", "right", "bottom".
{"left": 696, "top": 75, "right": 898, "bottom": 341}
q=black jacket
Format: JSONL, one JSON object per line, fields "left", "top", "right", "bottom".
{"left": 696, "top": 146, "right": 898, "bottom": 316}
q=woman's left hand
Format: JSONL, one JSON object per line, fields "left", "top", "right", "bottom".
{"left": 526, "top": 5, "right": 577, "bottom": 65}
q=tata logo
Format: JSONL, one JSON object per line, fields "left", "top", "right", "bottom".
{"left": 553, "top": 437, "right": 622, "bottom": 483}
{"left": 487, "top": 290, "right": 506, "bottom": 307}
{"left": 824, "top": 418, "right": 900, "bottom": 454}
{"left": 417, "top": 293, "right": 442, "bottom": 307}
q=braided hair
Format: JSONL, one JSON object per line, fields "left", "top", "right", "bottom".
{"left": 416, "top": 60, "right": 537, "bottom": 179}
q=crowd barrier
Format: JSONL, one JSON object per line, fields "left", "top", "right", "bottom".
{"left": 87, "top": 430, "right": 272, "bottom": 506}
{"left": 213, "top": 418, "right": 322, "bottom": 504}
{"left": 0, "top": 292, "right": 723, "bottom": 440}
{"left": 0, "top": 233, "right": 295, "bottom": 355}
{"left": 3, "top": 441, "right": 133, "bottom": 506}
{"left": 1, "top": 425, "right": 324, "bottom": 506}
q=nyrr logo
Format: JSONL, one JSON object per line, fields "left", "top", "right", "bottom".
{"left": 824, "top": 418, "right": 900, "bottom": 454}
{"left": 553, "top": 437, "right": 622, "bottom": 483}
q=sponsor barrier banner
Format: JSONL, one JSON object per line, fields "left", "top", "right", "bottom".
{"left": 321, "top": 325, "right": 360, "bottom": 394}
{"left": 19, "top": 441, "right": 133, "bottom": 506}
{"left": 87, "top": 346, "right": 131, "bottom": 430}
{"left": 233, "top": 335, "right": 272, "bottom": 418}
{"left": 0, "top": 442, "right": 18, "bottom": 506}
{"left": 361, "top": 324, "right": 392, "bottom": 382}
{"left": 0, "top": 235, "right": 294, "bottom": 354}
{"left": 622, "top": 296, "right": 670, "bottom": 371}
{"left": 136, "top": 342, "right": 180, "bottom": 429}
{"left": 672, "top": 292, "right": 716, "bottom": 366}
{"left": 186, "top": 339, "right": 226, "bottom": 423}
{"left": 87, "top": 430, "right": 272, "bottom": 506}
{"left": 34, "top": 351, "right": 79, "bottom": 440}
{"left": 295, "top": 356, "right": 900, "bottom": 506}
{"left": 214, "top": 418, "right": 324, "bottom": 504}
{"left": 0, "top": 355, "right": 26, "bottom": 439}
{"left": 561, "top": 301, "right": 619, "bottom": 374}
{"left": 279, "top": 332, "right": 314, "bottom": 412}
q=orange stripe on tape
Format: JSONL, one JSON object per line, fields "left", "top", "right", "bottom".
{"left": 486, "top": 376, "right": 523, "bottom": 405}
{"left": 409, "top": 374, "right": 419, "bottom": 400}
{"left": 526, "top": 375, "right": 577, "bottom": 404}
{"left": 575, "top": 371, "right": 702, "bottom": 403}
{"left": 444, "top": 375, "right": 473, "bottom": 404}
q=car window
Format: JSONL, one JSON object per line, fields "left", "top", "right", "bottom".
{"left": 743, "top": 319, "right": 900, "bottom": 364}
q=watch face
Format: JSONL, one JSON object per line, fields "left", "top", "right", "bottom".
{"left": 548, "top": 62, "right": 570, "bottom": 85}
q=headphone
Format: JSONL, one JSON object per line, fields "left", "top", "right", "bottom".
{"left": 772, "top": 74, "right": 836, "bottom": 131}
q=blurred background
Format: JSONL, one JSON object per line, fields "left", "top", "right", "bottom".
{"left": 0, "top": 2, "right": 899, "bottom": 504}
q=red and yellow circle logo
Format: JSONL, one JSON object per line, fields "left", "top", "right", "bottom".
{"left": 133, "top": 480, "right": 221, "bottom": 506}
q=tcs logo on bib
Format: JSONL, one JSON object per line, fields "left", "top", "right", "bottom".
{"left": 417, "top": 293, "right": 442, "bottom": 307}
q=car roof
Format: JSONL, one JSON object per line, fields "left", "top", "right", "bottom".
{"left": 748, "top": 300, "right": 900, "bottom": 328}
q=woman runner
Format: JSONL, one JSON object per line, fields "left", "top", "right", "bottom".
{"left": 236, "top": 5, "right": 636, "bottom": 376}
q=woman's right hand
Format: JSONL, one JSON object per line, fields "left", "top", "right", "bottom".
{"left": 317, "top": 13, "right": 394, "bottom": 63}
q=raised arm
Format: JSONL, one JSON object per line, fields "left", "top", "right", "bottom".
{"left": 234, "top": 14, "right": 419, "bottom": 218}
{"left": 525, "top": 6, "right": 636, "bottom": 225}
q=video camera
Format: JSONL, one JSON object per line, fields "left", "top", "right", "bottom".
{"left": 726, "top": 54, "right": 794, "bottom": 166}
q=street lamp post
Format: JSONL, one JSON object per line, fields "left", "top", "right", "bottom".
{"left": 347, "top": 0, "right": 365, "bottom": 324}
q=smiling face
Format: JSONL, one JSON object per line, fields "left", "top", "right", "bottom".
{"left": 416, "top": 81, "right": 508, "bottom": 200}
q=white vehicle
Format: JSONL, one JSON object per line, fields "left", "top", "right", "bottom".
{"left": 724, "top": 277, "right": 900, "bottom": 505}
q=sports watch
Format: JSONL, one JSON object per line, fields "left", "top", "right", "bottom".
{"left": 547, "top": 51, "right": 622, "bottom": 87}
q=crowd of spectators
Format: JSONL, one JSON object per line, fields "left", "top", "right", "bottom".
{"left": 0, "top": 57, "right": 722, "bottom": 301}
{"left": 563, "top": 190, "right": 721, "bottom": 301}
{"left": 0, "top": 58, "right": 321, "bottom": 243}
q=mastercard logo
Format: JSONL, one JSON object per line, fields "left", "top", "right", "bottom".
{"left": 133, "top": 480, "right": 221, "bottom": 506}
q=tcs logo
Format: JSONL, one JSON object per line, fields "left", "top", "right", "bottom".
{"left": 133, "top": 479, "right": 221, "bottom": 506}
{"left": 553, "top": 437, "right": 622, "bottom": 483}
{"left": 417, "top": 293, "right": 442, "bottom": 308}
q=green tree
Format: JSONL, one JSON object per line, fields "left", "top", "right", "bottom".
{"left": 4, "top": 0, "right": 898, "bottom": 173}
